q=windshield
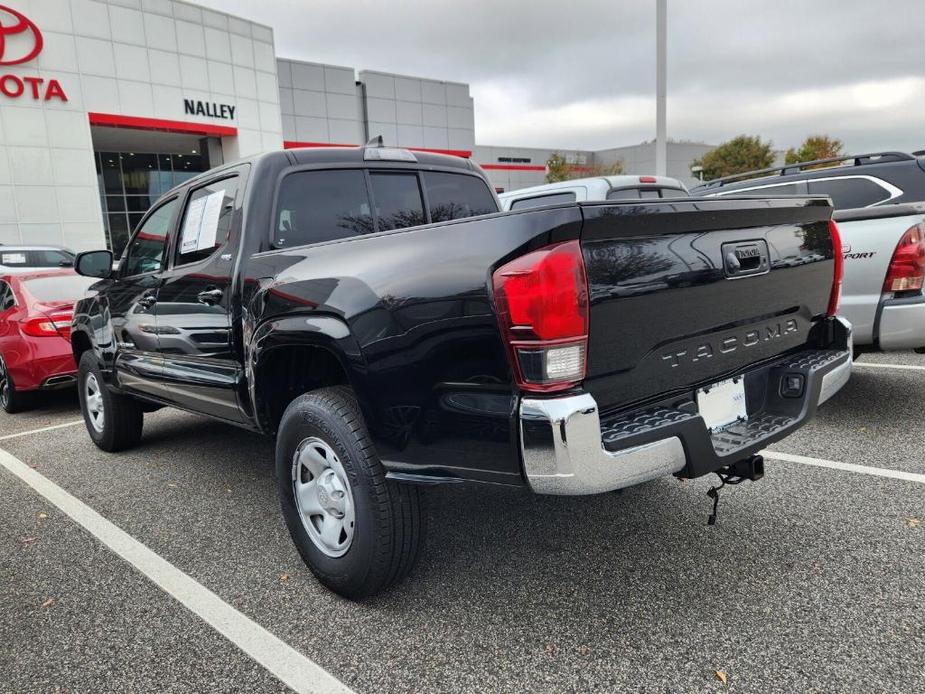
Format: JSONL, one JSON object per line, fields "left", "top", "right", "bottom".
{"left": 21, "top": 275, "right": 97, "bottom": 302}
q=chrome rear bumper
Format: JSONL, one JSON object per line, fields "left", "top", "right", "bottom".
{"left": 519, "top": 319, "right": 852, "bottom": 496}
{"left": 520, "top": 394, "right": 686, "bottom": 495}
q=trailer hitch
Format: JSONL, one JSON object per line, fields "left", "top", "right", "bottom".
{"left": 706, "top": 454, "right": 764, "bottom": 526}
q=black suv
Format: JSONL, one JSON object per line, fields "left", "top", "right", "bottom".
{"left": 690, "top": 151, "right": 925, "bottom": 209}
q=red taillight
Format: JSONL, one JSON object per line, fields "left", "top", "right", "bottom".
{"left": 827, "top": 219, "right": 843, "bottom": 316}
{"left": 492, "top": 240, "right": 589, "bottom": 392}
{"left": 883, "top": 222, "right": 925, "bottom": 293}
{"left": 22, "top": 312, "right": 72, "bottom": 339}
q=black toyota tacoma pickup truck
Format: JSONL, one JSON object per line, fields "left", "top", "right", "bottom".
{"left": 71, "top": 144, "right": 852, "bottom": 598}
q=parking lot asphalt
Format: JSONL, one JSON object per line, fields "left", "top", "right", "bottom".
{"left": 1, "top": 354, "right": 923, "bottom": 694}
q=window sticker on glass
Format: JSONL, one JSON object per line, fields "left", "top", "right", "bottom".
{"left": 2, "top": 253, "right": 27, "bottom": 265}
{"left": 180, "top": 189, "right": 225, "bottom": 254}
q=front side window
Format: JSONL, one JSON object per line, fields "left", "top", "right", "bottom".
{"left": 275, "top": 170, "right": 374, "bottom": 247}
{"left": 120, "top": 197, "right": 179, "bottom": 277}
{"left": 422, "top": 172, "right": 497, "bottom": 222}
{"left": 509, "top": 191, "right": 577, "bottom": 211}
{"left": 175, "top": 177, "right": 239, "bottom": 266}
{"left": 807, "top": 178, "right": 892, "bottom": 209}
{"left": 370, "top": 172, "right": 426, "bottom": 231}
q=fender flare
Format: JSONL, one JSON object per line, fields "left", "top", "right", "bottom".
{"left": 248, "top": 313, "right": 370, "bottom": 433}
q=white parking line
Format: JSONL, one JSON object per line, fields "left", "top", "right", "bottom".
{"left": 762, "top": 450, "right": 925, "bottom": 484}
{"left": 0, "top": 420, "right": 84, "bottom": 441}
{"left": 0, "top": 447, "right": 356, "bottom": 694}
{"left": 854, "top": 362, "right": 925, "bottom": 372}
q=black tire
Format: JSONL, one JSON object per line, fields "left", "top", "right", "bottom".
{"left": 276, "top": 386, "right": 424, "bottom": 600}
{"left": 78, "top": 351, "right": 144, "bottom": 452}
{"left": 0, "top": 356, "right": 31, "bottom": 414}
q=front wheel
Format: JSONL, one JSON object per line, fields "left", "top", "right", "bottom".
{"left": 276, "top": 386, "right": 424, "bottom": 600}
{"left": 78, "top": 352, "right": 144, "bottom": 452}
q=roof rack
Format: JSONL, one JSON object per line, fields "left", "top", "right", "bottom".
{"left": 696, "top": 151, "right": 917, "bottom": 189}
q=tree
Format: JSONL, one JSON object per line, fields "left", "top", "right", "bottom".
{"left": 785, "top": 135, "right": 845, "bottom": 165}
{"left": 545, "top": 153, "right": 624, "bottom": 183}
{"left": 545, "top": 152, "right": 571, "bottom": 183}
{"left": 692, "top": 135, "right": 775, "bottom": 181}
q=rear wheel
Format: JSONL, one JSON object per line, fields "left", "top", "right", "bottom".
{"left": 78, "top": 352, "right": 144, "bottom": 451}
{"left": 276, "top": 386, "right": 424, "bottom": 599}
{"left": 0, "top": 356, "right": 30, "bottom": 414}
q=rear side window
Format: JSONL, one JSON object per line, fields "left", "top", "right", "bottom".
{"left": 370, "top": 172, "right": 426, "bottom": 231}
{"left": 276, "top": 170, "right": 374, "bottom": 247}
{"left": 0, "top": 281, "right": 14, "bottom": 310}
{"left": 422, "top": 172, "right": 497, "bottom": 221}
{"left": 509, "top": 191, "right": 576, "bottom": 211}
{"left": 807, "top": 178, "right": 891, "bottom": 209}
{"left": 175, "top": 177, "right": 238, "bottom": 266}
{"left": 0, "top": 250, "right": 74, "bottom": 267}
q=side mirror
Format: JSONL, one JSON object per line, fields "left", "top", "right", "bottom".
{"left": 75, "top": 250, "right": 114, "bottom": 279}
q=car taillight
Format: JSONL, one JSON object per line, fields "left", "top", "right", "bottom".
{"left": 22, "top": 312, "right": 72, "bottom": 339}
{"left": 883, "top": 222, "right": 925, "bottom": 293}
{"left": 492, "top": 240, "right": 589, "bottom": 392}
{"left": 827, "top": 219, "right": 844, "bottom": 316}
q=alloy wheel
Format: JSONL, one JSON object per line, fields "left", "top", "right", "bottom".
{"left": 0, "top": 359, "right": 9, "bottom": 409}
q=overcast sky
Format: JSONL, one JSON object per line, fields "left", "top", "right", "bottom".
{"left": 199, "top": 0, "right": 925, "bottom": 154}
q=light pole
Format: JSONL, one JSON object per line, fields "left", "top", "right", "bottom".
{"left": 655, "top": 0, "right": 667, "bottom": 177}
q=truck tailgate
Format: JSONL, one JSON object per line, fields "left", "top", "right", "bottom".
{"left": 579, "top": 198, "right": 836, "bottom": 413}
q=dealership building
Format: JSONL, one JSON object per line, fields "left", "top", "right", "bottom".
{"left": 0, "top": 0, "right": 712, "bottom": 255}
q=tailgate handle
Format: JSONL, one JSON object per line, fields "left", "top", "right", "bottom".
{"left": 723, "top": 241, "right": 769, "bottom": 278}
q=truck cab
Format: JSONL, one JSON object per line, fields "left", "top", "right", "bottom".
{"left": 498, "top": 174, "right": 689, "bottom": 211}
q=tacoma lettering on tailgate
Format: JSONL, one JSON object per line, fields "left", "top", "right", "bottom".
{"left": 660, "top": 319, "right": 799, "bottom": 369}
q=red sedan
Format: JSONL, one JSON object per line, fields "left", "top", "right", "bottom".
{"left": 0, "top": 270, "right": 97, "bottom": 413}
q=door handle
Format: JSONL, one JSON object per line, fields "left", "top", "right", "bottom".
{"left": 138, "top": 294, "right": 156, "bottom": 309}
{"left": 197, "top": 288, "right": 224, "bottom": 305}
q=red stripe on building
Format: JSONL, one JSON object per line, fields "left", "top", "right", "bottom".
{"left": 481, "top": 164, "right": 546, "bottom": 172}
{"left": 283, "top": 141, "right": 472, "bottom": 159}
{"left": 88, "top": 112, "right": 238, "bottom": 137}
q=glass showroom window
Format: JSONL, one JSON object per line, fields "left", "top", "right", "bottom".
{"left": 95, "top": 151, "right": 208, "bottom": 256}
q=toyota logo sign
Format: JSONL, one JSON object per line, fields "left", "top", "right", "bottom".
{"left": 0, "top": 5, "right": 66, "bottom": 102}
{"left": 0, "top": 5, "right": 43, "bottom": 65}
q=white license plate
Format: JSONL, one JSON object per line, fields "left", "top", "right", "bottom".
{"left": 697, "top": 377, "right": 747, "bottom": 431}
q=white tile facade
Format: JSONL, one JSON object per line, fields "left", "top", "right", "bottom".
{"left": 358, "top": 70, "right": 475, "bottom": 153}
{"left": 277, "top": 58, "right": 365, "bottom": 146}
{"left": 0, "top": 0, "right": 281, "bottom": 249}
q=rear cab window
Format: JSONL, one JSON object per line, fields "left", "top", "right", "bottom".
{"left": 274, "top": 168, "right": 497, "bottom": 248}
{"left": 509, "top": 191, "right": 577, "bottom": 211}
